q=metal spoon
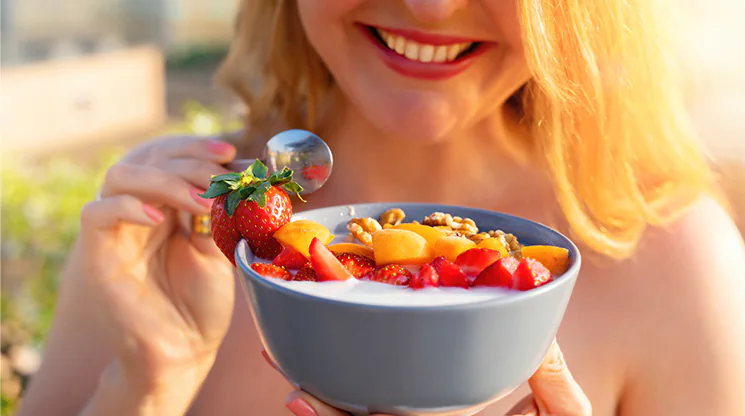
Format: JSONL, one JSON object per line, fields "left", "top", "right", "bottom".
{"left": 192, "top": 129, "right": 333, "bottom": 235}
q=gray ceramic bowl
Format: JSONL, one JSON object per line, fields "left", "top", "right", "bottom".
{"left": 236, "top": 203, "right": 581, "bottom": 416}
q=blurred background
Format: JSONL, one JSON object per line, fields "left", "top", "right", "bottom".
{"left": 0, "top": 0, "right": 743, "bottom": 414}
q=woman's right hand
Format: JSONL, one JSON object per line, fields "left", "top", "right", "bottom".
{"left": 76, "top": 136, "right": 239, "bottom": 414}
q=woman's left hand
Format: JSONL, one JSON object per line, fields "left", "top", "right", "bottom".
{"left": 273, "top": 340, "right": 591, "bottom": 416}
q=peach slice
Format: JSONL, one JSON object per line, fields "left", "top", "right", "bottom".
{"left": 477, "top": 237, "right": 509, "bottom": 258}
{"left": 273, "top": 219, "right": 334, "bottom": 259}
{"left": 391, "top": 223, "right": 447, "bottom": 247}
{"left": 434, "top": 236, "right": 477, "bottom": 263}
{"left": 521, "top": 245, "right": 570, "bottom": 276}
{"left": 372, "top": 229, "right": 430, "bottom": 266}
{"left": 327, "top": 243, "right": 375, "bottom": 260}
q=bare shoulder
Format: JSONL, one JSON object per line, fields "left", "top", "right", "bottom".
{"left": 612, "top": 197, "right": 745, "bottom": 415}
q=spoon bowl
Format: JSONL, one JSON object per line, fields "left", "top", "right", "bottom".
{"left": 227, "top": 129, "right": 333, "bottom": 195}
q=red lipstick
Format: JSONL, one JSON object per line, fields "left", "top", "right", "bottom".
{"left": 358, "top": 24, "right": 491, "bottom": 81}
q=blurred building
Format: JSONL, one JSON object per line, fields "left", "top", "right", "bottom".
{"left": 1, "top": 0, "right": 237, "bottom": 66}
{"left": 0, "top": 0, "right": 238, "bottom": 155}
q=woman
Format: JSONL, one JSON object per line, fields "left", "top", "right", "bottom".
{"left": 19, "top": 0, "right": 745, "bottom": 415}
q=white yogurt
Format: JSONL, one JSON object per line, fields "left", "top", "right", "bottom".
{"left": 263, "top": 273, "right": 514, "bottom": 307}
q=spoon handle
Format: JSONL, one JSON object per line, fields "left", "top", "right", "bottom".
{"left": 225, "top": 158, "right": 260, "bottom": 172}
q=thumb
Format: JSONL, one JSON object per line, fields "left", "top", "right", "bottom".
{"left": 528, "top": 340, "right": 592, "bottom": 416}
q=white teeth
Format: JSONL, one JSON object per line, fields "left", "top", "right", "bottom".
{"left": 386, "top": 35, "right": 396, "bottom": 50}
{"left": 375, "top": 28, "right": 474, "bottom": 63}
{"left": 404, "top": 41, "right": 420, "bottom": 60}
{"left": 433, "top": 46, "right": 448, "bottom": 63}
{"left": 447, "top": 44, "right": 461, "bottom": 61}
{"left": 419, "top": 44, "right": 434, "bottom": 63}
{"left": 394, "top": 36, "right": 406, "bottom": 54}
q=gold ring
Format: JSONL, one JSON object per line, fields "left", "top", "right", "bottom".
{"left": 192, "top": 214, "right": 212, "bottom": 235}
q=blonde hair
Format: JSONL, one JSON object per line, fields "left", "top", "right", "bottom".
{"left": 217, "top": 0, "right": 715, "bottom": 260}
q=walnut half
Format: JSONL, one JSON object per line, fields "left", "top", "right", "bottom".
{"left": 346, "top": 217, "right": 382, "bottom": 247}
{"left": 380, "top": 208, "right": 405, "bottom": 228}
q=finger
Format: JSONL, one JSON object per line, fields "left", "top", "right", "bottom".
{"left": 505, "top": 394, "right": 538, "bottom": 416}
{"left": 285, "top": 390, "right": 349, "bottom": 416}
{"left": 159, "top": 158, "right": 232, "bottom": 189}
{"left": 80, "top": 195, "right": 164, "bottom": 238}
{"left": 149, "top": 136, "right": 236, "bottom": 164}
{"left": 528, "top": 340, "right": 592, "bottom": 416}
{"left": 101, "top": 163, "right": 214, "bottom": 214}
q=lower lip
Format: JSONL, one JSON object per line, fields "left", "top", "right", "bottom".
{"left": 359, "top": 25, "right": 489, "bottom": 81}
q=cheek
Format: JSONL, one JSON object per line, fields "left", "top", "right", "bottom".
{"left": 483, "top": 0, "right": 524, "bottom": 51}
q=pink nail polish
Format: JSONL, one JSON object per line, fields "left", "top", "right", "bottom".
{"left": 143, "top": 205, "right": 165, "bottom": 223}
{"left": 207, "top": 140, "right": 234, "bottom": 154}
{"left": 285, "top": 397, "right": 317, "bottom": 416}
{"left": 190, "top": 188, "right": 213, "bottom": 208}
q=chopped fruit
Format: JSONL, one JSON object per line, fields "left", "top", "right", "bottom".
{"left": 200, "top": 160, "right": 304, "bottom": 261}
{"left": 210, "top": 194, "right": 242, "bottom": 266}
{"left": 309, "top": 237, "right": 354, "bottom": 281}
{"left": 250, "top": 263, "right": 292, "bottom": 281}
{"left": 336, "top": 253, "right": 376, "bottom": 278}
{"left": 521, "top": 245, "right": 570, "bottom": 276}
{"left": 476, "top": 238, "right": 509, "bottom": 258}
{"left": 512, "top": 258, "right": 553, "bottom": 291}
{"left": 361, "top": 265, "right": 412, "bottom": 286}
{"left": 392, "top": 223, "right": 447, "bottom": 248}
{"left": 327, "top": 243, "right": 375, "bottom": 260}
{"left": 434, "top": 236, "right": 477, "bottom": 263}
{"left": 273, "top": 219, "right": 334, "bottom": 259}
{"left": 272, "top": 246, "right": 308, "bottom": 269}
{"left": 430, "top": 256, "right": 469, "bottom": 288}
{"left": 472, "top": 257, "right": 519, "bottom": 288}
{"left": 294, "top": 263, "right": 317, "bottom": 282}
{"left": 410, "top": 263, "right": 439, "bottom": 290}
{"left": 372, "top": 229, "right": 431, "bottom": 266}
{"left": 455, "top": 248, "right": 503, "bottom": 281}
{"left": 248, "top": 238, "right": 283, "bottom": 260}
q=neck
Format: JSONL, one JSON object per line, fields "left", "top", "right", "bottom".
{"left": 308, "top": 88, "right": 551, "bottom": 216}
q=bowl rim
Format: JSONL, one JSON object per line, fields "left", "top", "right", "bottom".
{"left": 235, "top": 202, "right": 582, "bottom": 311}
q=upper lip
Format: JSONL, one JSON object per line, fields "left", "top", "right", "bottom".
{"left": 367, "top": 25, "right": 485, "bottom": 46}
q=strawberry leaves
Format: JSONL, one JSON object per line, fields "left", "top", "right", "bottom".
{"left": 200, "top": 160, "right": 304, "bottom": 215}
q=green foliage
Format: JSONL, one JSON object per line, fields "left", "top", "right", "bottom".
{"left": 1, "top": 150, "right": 123, "bottom": 343}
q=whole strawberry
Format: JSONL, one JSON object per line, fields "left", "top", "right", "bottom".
{"left": 200, "top": 160, "right": 304, "bottom": 261}
{"left": 210, "top": 194, "right": 242, "bottom": 266}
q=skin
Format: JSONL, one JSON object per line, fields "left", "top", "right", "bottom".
{"left": 19, "top": 1, "right": 745, "bottom": 415}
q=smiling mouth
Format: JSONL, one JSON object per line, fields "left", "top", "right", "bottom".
{"left": 365, "top": 26, "right": 483, "bottom": 64}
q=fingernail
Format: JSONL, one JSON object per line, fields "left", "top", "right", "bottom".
{"left": 285, "top": 397, "right": 317, "bottom": 416}
{"left": 143, "top": 205, "right": 165, "bottom": 223}
{"left": 191, "top": 188, "right": 213, "bottom": 208}
{"left": 207, "top": 140, "right": 234, "bottom": 154}
{"left": 260, "top": 350, "right": 277, "bottom": 370}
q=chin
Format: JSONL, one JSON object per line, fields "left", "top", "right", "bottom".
{"left": 362, "top": 93, "right": 466, "bottom": 143}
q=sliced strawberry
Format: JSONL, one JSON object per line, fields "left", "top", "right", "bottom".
{"left": 472, "top": 257, "right": 519, "bottom": 288}
{"left": 293, "top": 263, "right": 317, "bottom": 282}
{"left": 455, "top": 248, "right": 502, "bottom": 281}
{"left": 430, "top": 256, "right": 468, "bottom": 288}
{"left": 309, "top": 238, "right": 354, "bottom": 281}
{"left": 410, "top": 263, "right": 439, "bottom": 290}
{"left": 248, "top": 237, "right": 283, "bottom": 260}
{"left": 273, "top": 246, "right": 308, "bottom": 269}
{"left": 512, "top": 258, "right": 553, "bottom": 291}
{"left": 336, "top": 252, "right": 376, "bottom": 278}
{"left": 250, "top": 263, "right": 292, "bottom": 281}
{"left": 361, "top": 265, "right": 412, "bottom": 286}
